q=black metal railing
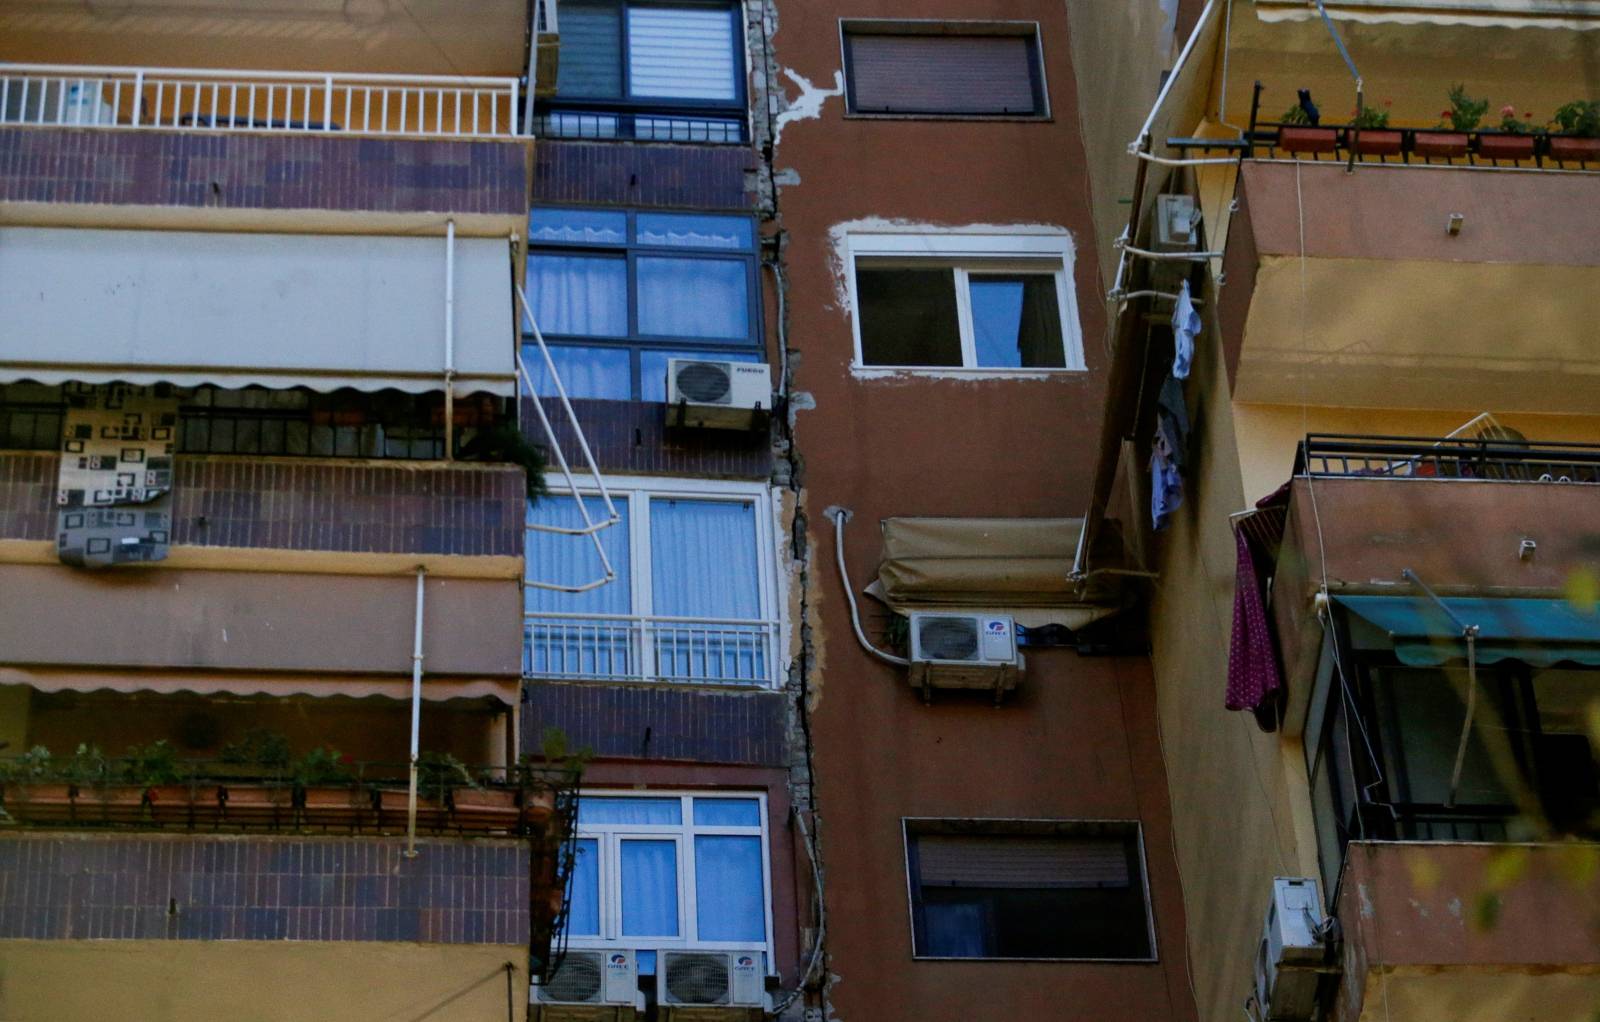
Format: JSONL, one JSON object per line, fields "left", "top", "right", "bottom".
{"left": 1296, "top": 434, "right": 1600, "bottom": 484}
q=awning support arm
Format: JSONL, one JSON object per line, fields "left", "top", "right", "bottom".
{"left": 1401, "top": 568, "right": 1481, "bottom": 808}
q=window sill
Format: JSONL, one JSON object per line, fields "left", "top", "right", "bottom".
{"left": 843, "top": 112, "right": 1054, "bottom": 124}
{"left": 910, "top": 954, "right": 1160, "bottom": 964}
{"left": 850, "top": 364, "right": 1086, "bottom": 380}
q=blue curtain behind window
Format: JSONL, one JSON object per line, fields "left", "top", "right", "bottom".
{"left": 650, "top": 498, "right": 763, "bottom": 681}
{"left": 525, "top": 496, "right": 632, "bottom": 677}
{"left": 621, "top": 839, "right": 680, "bottom": 937}
{"left": 694, "top": 836, "right": 765, "bottom": 942}
{"left": 636, "top": 256, "right": 748, "bottom": 339}
{"left": 526, "top": 344, "right": 632, "bottom": 401}
{"left": 692, "top": 798, "right": 761, "bottom": 827}
{"left": 528, "top": 254, "right": 628, "bottom": 337}
{"left": 579, "top": 797, "right": 683, "bottom": 826}
{"left": 566, "top": 838, "right": 601, "bottom": 936}
{"left": 922, "top": 901, "right": 988, "bottom": 957}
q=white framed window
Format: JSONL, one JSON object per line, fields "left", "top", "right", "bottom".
{"left": 844, "top": 232, "right": 1085, "bottom": 374}
{"left": 564, "top": 791, "right": 774, "bottom": 971}
{"left": 524, "top": 475, "right": 781, "bottom": 687}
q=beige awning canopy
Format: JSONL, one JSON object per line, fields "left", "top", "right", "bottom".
{"left": 0, "top": 668, "right": 516, "bottom": 706}
{"left": 869, "top": 517, "right": 1124, "bottom": 629}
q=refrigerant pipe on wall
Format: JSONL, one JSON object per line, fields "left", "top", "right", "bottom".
{"left": 405, "top": 565, "right": 426, "bottom": 858}
{"left": 826, "top": 508, "right": 909, "bottom": 668}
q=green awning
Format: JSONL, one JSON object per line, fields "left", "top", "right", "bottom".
{"left": 1336, "top": 596, "right": 1600, "bottom": 668}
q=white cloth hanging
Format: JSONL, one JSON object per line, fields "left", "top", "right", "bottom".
{"left": 1171, "top": 279, "right": 1202, "bottom": 380}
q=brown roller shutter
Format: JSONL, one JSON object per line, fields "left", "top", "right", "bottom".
{"left": 916, "top": 836, "right": 1131, "bottom": 889}
{"left": 846, "top": 33, "right": 1041, "bottom": 116}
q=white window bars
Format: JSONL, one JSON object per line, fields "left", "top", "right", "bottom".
{"left": 523, "top": 614, "right": 779, "bottom": 686}
{"left": 0, "top": 64, "right": 522, "bottom": 138}
{"left": 516, "top": 283, "right": 622, "bottom": 594}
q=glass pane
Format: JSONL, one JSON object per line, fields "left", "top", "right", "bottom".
{"left": 969, "top": 275, "right": 1066, "bottom": 368}
{"left": 693, "top": 798, "right": 761, "bottom": 827}
{"left": 527, "top": 254, "right": 628, "bottom": 337}
{"left": 1375, "top": 668, "right": 1512, "bottom": 808}
{"left": 640, "top": 350, "right": 761, "bottom": 404}
{"left": 524, "top": 496, "right": 632, "bottom": 682}
{"left": 650, "top": 499, "right": 759, "bottom": 619}
{"left": 636, "top": 213, "right": 753, "bottom": 250}
{"left": 856, "top": 267, "right": 962, "bottom": 367}
{"left": 637, "top": 257, "right": 749, "bottom": 340}
{"left": 621, "top": 839, "right": 680, "bottom": 937}
{"left": 566, "top": 838, "right": 601, "bottom": 936}
{"left": 556, "top": 0, "right": 623, "bottom": 98}
{"left": 579, "top": 797, "right": 683, "bottom": 826}
{"left": 530, "top": 208, "right": 628, "bottom": 245}
{"left": 627, "top": 7, "right": 738, "bottom": 101}
{"left": 694, "top": 836, "right": 766, "bottom": 942}
{"left": 524, "top": 344, "right": 632, "bottom": 401}
{"left": 542, "top": 111, "right": 621, "bottom": 139}
{"left": 1531, "top": 670, "right": 1600, "bottom": 834}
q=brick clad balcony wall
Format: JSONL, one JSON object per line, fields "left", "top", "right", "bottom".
{"left": 534, "top": 140, "right": 753, "bottom": 210}
{"left": 0, "top": 452, "right": 523, "bottom": 556}
{"left": 0, "top": 833, "right": 527, "bottom": 943}
{"left": 527, "top": 399, "right": 772, "bottom": 479}
{"left": 0, "top": 128, "right": 528, "bottom": 215}
{"left": 524, "top": 682, "right": 791, "bottom": 767}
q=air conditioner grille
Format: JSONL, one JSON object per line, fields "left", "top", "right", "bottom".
{"left": 675, "top": 362, "right": 733, "bottom": 404}
{"left": 917, "top": 616, "right": 980, "bottom": 660}
{"left": 663, "top": 952, "right": 731, "bottom": 1005}
{"left": 538, "top": 951, "right": 604, "bottom": 1003}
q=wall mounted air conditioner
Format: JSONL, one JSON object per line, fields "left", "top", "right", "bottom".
{"left": 906, "top": 611, "right": 1023, "bottom": 702}
{"left": 1155, "top": 193, "right": 1202, "bottom": 251}
{"left": 533, "top": 948, "right": 644, "bottom": 1021}
{"left": 665, "top": 359, "right": 771, "bottom": 430}
{"left": 1254, "top": 877, "right": 1334, "bottom": 1021}
{"left": 2, "top": 79, "right": 107, "bottom": 125}
{"left": 656, "top": 950, "right": 767, "bottom": 1020}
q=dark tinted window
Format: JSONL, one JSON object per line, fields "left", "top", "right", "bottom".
{"left": 844, "top": 27, "right": 1046, "bottom": 117}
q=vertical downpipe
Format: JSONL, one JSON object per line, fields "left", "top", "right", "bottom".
{"left": 443, "top": 219, "right": 457, "bottom": 459}
{"left": 405, "top": 566, "right": 427, "bottom": 858}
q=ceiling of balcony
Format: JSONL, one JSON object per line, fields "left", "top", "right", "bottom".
{"left": 0, "top": 0, "right": 531, "bottom": 77}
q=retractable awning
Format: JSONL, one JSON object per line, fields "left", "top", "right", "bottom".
{"left": 1337, "top": 595, "right": 1600, "bottom": 667}
{"left": 0, "top": 227, "right": 516, "bottom": 396}
{"left": 0, "top": 667, "right": 517, "bottom": 706}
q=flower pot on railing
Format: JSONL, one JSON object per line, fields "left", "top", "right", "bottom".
{"left": 1547, "top": 135, "right": 1600, "bottom": 163}
{"left": 521, "top": 785, "right": 558, "bottom": 829}
{"left": 90, "top": 784, "right": 149, "bottom": 824}
{"left": 2, "top": 782, "right": 77, "bottom": 823}
{"left": 144, "top": 783, "right": 197, "bottom": 826}
{"left": 377, "top": 787, "right": 449, "bottom": 832}
{"left": 298, "top": 785, "right": 373, "bottom": 830}
{"left": 1413, "top": 132, "right": 1470, "bottom": 159}
{"left": 1277, "top": 126, "right": 1338, "bottom": 153}
{"left": 1477, "top": 132, "right": 1537, "bottom": 161}
{"left": 1351, "top": 129, "right": 1403, "bottom": 156}
{"left": 450, "top": 788, "right": 520, "bottom": 832}
{"left": 220, "top": 783, "right": 293, "bottom": 827}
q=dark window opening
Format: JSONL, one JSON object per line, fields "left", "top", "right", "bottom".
{"left": 842, "top": 24, "right": 1047, "bottom": 118}
{"left": 856, "top": 267, "right": 961, "bottom": 367}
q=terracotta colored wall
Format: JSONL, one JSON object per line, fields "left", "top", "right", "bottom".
{"left": 771, "top": 2, "right": 1192, "bottom": 1018}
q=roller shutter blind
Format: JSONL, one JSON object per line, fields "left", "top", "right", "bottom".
{"left": 916, "top": 836, "right": 1131, "bottom": 889}
{"left": 556, "top": 0, "right": 624, "bottom": 97}
{"left": 845, "top": 33, "right": 1042, "bottom": 115}
{"left": 628, "top": 6, "right": 739, "bottom": 100}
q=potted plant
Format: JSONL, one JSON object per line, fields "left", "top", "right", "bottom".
{"left": 1548, "top": 99, "right": 1600, "bottom": 163}
{"left": 1348, "top": 102, "right": 1401, "bottom": 156}
{"left": 1276, "top": 100, "right": 1337, "bottom": 153}
{"left": 126, "top": 740, "right": 193, "bottom": 825}
{"left": 378, "top": 751, "right": 464, "bottom": 831}
{"left": 450, "top": 766, "right": 519, "bottom": 832}
{"left": 219, "top": 729, "right": 292, "bottom": 826}
{"left": 294, "top": 745, "right": 367, "bottom": 828}
{"left": 0, "top": 746, "right": 75, "bottom": 823}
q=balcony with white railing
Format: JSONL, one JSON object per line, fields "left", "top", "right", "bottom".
{"left": 523, "top": 614, "right": 780, "bottom": 687}
{"left": 0, "top": 64, "right": 523, "bottom": 138}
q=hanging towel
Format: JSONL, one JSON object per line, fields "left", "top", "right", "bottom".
{"left": 1156, "top": 374, "right": 1190, "bottom": 469}
{"left": 1150, "top": 434, "right": 1183, "bottom": 531}
{"left": 1170, "top": 279, "right": 1201, "bottom": 380}
{"left": 1225, "top": 527, "right": 1284, "bottom": 720}
{"left": 56, "top": 383, "right": 177, "bottom": 568}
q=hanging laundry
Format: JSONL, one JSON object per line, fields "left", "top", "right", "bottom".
{"left": 1156, "top": 373, "right": 1190, "bottom": 468}
{"left": 1150, "top": 433, "right": 1183, "bottom": 531}
{"left": 56, "top": 383, "right": 178, "bottom": 568}
{"left": 1225, "top": 484, "right": 1292, "bottom": 728}
{"left": 1170, "top": 278, "right": 1201, "bottom": 380}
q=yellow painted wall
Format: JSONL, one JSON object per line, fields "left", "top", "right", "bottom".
{"left": 0, "top": 940, "right": 526, "bottom": 1022}
{"left": 0, "top": 685, "right": 26, "bottom": 754}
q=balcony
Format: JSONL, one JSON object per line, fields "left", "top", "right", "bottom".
{"left": 0, "top": 64, "right": 522, "bottom": 138}
{"left": 523, "top": 614, "right": 781, "bottom": 687}
{"left": 1331, "top": 841, "right": 1600, "bottom": 1022}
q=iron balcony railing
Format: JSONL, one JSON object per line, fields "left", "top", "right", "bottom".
{"left": 523, "top": 613, "right": 780, "bottom": 687}
{"left": 0, "top": 63, "right": 522, "bottom": 138}
{"left": 1296, "top": 434, "right": 1600, "bottom": 484}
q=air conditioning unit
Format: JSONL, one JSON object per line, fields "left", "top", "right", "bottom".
{"left": 1155, "top": 193, "right": 1201, "bottom": 251}
{"left": 533, "top": 949, "right": 644, "bottom": 1021}
{"left": 665, "top": 359, "right": 771, "bottom": 430}
{"left": 1254, "top": 877, "right": 1334, "bottom": 1021}
{"left": 2, "top": 78, "right": 107, "bottom": 125}
{"left": 656, "top": 950, "right": 767, "bottom": 1021}
{"left": 906, "top": 611, "right": 1023, "bottom": 702}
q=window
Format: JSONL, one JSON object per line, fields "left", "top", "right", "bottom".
{"left": 841, "top": 22, "right": 1048, "bottom": 118}
{"left": 523, "top": 476, "right": 779, "bottom": 686}
{"left": 538, "top": 1, "right": 748, "bottom": 142}
{"left": 565, "top": 792, "right": 773, "bottom": 970}
{"left": 524, "top": 208, "right": 763, "bottom": 401}
{"left": 903, "top": 819, "right": 1155, "bottom": 960}
{"left": 846, "top": 232, "right": 1083, "bottom": 372}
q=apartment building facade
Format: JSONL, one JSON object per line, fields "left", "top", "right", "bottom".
{"left": 1080, "top": 3, "right": 1600, "bottom": 1021}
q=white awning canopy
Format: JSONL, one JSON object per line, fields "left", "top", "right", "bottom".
{"left": 0, "top": 227, "right": 516, "bottom": 396}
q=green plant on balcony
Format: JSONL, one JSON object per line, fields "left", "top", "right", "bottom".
{"left": 220, "top": 729, "right": 292, "bottom": 776}
{"left": 293, "top": 745, "right": 355, "bottom": 787}
{"left": 1350, "top": 105, "right": 1390, "bottom": 130}
{"left": 1553, "top": 99, "right": 1600, "bottom": 137}
{"left": 123, "top": 740, "right": 183, "bottom": 787}
{"left": 60, "top": 743, "right": 110, "bottom": 788}
{"left": 457, "top": 421, "right": 551, "bottom": 504}
{"left": 1439, "top": 84, "right": 1489, "bottom": 131}
{"left": 1279, "top": 102, "right": 1310, "bottom": 126}
{"left": 1498, "top": 105, "right": 1540, "bottom": 134}
{"left": 417, "top": 750, "right": 476, "bottom": 803}
{"left": 0, "top": 746, "right": 53, "bottom": 784}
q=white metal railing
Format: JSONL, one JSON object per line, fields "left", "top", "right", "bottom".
{"left": 0, "top": 63, "right": 522, "bottom": 138}
{"left": 524, "top": 614, "right": 780, "bottom": 686}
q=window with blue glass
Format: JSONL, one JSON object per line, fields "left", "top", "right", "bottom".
{"left": 563, "top": 792, "right": 771, "bottom": 968}
{"left": 524, "top": 208, "right": 763, "bottom": 401}
{"left": 523, "top": 478, "right": 777, "bottom": 685}
{"left": 537, "top": 0, "right": 748, "bottom": 142}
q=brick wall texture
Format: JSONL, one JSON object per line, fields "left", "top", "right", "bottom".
{"left": 524, "top": 682, "right": 790, "bottom": 767}
{"left": 0, "top": 453, "right": 523, "bottom": 556}
{"left": 0, "top": 128, "right": 528, "bottom": 215}
{"left": 0, "top": 833, "right": 528, "bottom": 944}
{"left": 527, "top": 399, "right": 772, "bottom": 480}
{"left": 533, "top": 140, "right": 753, "bottom": 210}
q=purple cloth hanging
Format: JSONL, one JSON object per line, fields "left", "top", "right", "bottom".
{"left": 1225, "top": 527, "right": 1283, "bottom": 715}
